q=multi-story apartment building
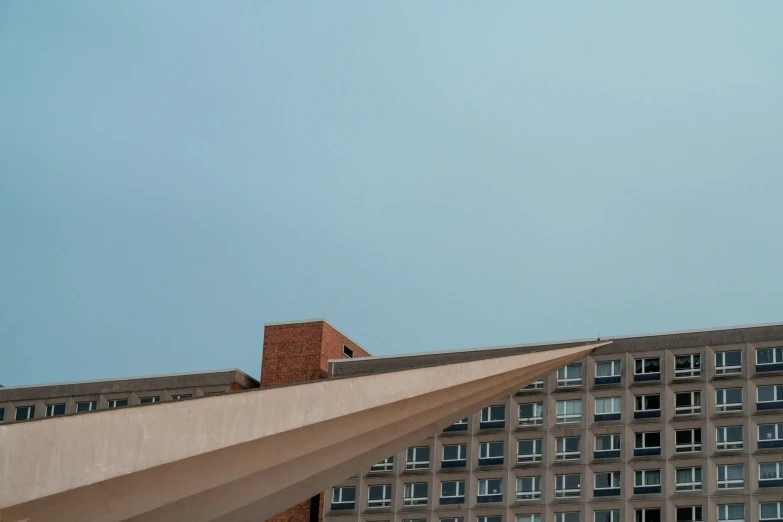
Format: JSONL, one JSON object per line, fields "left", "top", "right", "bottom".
{"left": 2, "top": 319, "right": 782, "bottom": 522}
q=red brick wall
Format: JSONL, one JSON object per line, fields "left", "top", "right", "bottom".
{"left": 261, "top": 320, "right": 370, "bottom": 522}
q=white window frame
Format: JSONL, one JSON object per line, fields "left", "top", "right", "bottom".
{"left": 442, "top": 444, "right": 466, "bottom": 463}
{"left": 757, "top": 385, "right": 783, "bottom": 403}
{"left": 523, "top": 379, "right": 544, "bottom": 390}
{"left": 759, "top": 462, "right": 783, "bottom": 482}
{"left": 634, "top": 469, "right": 661, "bottom": 487}
{"left": 556, "top": 512, "right": 580, "bottom": 522}
{"left": 479, "top": 441, "right": 504, "bottom": 460}
{"left": 517, "top": 439, "right": 542, "bottom": 463}
{"left": 478, "top": 517, "right": 502, "bottom": 522}
{"left": 481, "top": 405, "right": 505, "bottom": 422}
{"left": 367, "top": 484, "right": 392, "bottom": 507}
{"left": 171, "top": 394, "right": 192, "bottom": 400}
{"left": 477, "top": 478, "right": 503, "bottom": 500}
{"left": 675, "top": 467, "right": 702, "bottom": 491}
{"left": 370, "top": 456, "right": 394, "bottom": 472}
{"left": 676, "top": 507, "right": 703, "bottom": 522}
{"left": 518, "top": 515, "right": 541, "bottom": 522}
{"left": 557, "top": 364, "right": 583, "bottom": 387}
{"left": 761, "top": 502, "right": 783, "bottom": 521}
{"left": 716, "top": 388, "right": 743, "bottom": 412}
{"left": 439, "top": 480, "right": 465, "bottom": 501}
{"left": 715, "top": 351, "right": 743, "bottom": 375}
{"left": 107, "top": 399, "right": 128, "bottom": 408}
{"left": 717, "top": 504, "right": 745, "bottom": 522}
{"left": 595, "top": 434, "right": 621, "bottom": 453}
{"left": 594, "top": 471, "right": 621, "bottom": 490}
{"left": 15, "top": 405, "right": 35, "bottom": 420}
{"left": 675, "top": 391, "right": 701, "bottom": 415}
{"left": 675, "top": 428, "right": 702, "bottom": 453}
{"left": 675, "top": 354, "right": 701, "bottom": 378}
{"left": 441, "top": 518, "right": 465, "bottom": 522}
{"left": 757, "top": 347, "right": 783, "bottom": 366}
{"left": 716, "top": 426, "right": 744, "bottom": 450}
{"left": 717, "top": 464, "right": 744, "bottom": 489}
{"left": 634, "top": 394, "right": 661, "bottom": 413}
{"left": 596, "top": 360, "right": 622, "bottom": 378}
{"left": 635, "top": 431, "right": 661, "bottom": 450}
{"left": 555, "top": 473, "right": 581, "bottom": 498}
{"left": 556, "top": 399, "right": 582, "bottom": 424}
{"left": 76, "top": 401, "right": 96, "bottom": 412}
{"left": 595, "top": 511, "right": 620, "bottom": 522}
{"left": 759, "top": 423, "right": 783, "bottom": 443}
{"left": 516, "top": 475, "right": 542, "bottom": 500}
{"left": 595, "top": 397, "right": 621, "bottom": 415}
{"left": 406, "top": 446, "right": 430, "bottom": 470}
{"left": 555, "top": 436, "right": 580, "bottom": 460}
{"left": 635, "top": 509, "right": 661, "bottom": 522}
{"left": 332, "top": 486, "right": 355, "bottom": 506}
{"left": 139, "top": 396, "right": 160, "bottom": 404}
{"left": 403, "top": 482, "right": 428, "bottom": 506}
{"left": 518, "top": 402, "right": 544, "bottom": 426}
{"left": 45, "top": 403, "right": 66, "bottom": 417}
{"left": 635, "top": 357, "right": 661, "bottom": 375}
{"left": 450, "top": 417, "right": 468, "bottom": 427}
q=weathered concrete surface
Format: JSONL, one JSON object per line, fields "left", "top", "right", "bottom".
{"left": 0, "top": 342, "right": 606, "bottom": 522}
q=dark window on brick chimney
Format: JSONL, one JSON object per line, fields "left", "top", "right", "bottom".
{"left": 343, "top": 345, "right": 354, "bottom": 358}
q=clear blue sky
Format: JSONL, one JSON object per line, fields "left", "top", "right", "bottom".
{"left": 1, "top": 2, "right": 782, "bottom": 387}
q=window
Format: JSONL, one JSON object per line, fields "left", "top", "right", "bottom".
{"left": 717, "top": 504, "right": 744, "bottom": 522}
{"left": 557, "top": 364, "right": 583, "bottom": 387}
{"left": 406, "top": 446, "right": 430, "bottom": 469}
{"left": 717, "top": 464, "right": 744, "bottom": 489}
{"left": 442, "top": 518, "right": 465, "bottom": 522}
{"left": 107, "top": 399, "right": 128, "bottom": 408}
{"left": 479, "top": 517, "right": 502, "bottom": 522}
{"left": 595, "top": 511, "right": 620, "bottom": 522}
{"left": 635, "top": 432, "right": 661, "bottom": 454}
{"left": 555, "top": 436, "right": 580, "bottom": 460}
{"left": 634, "top": 357, "right": 661, "bottom": 380}
{"left": 524, "top": 379, "right": 544, "bottom": 390}
{"left": 343, "top": 345, "right": 354, "bottom": 358}
{"left": 759, "top": 462, "right": 783, "bottom": 486}
{"left": 444, "top": 417, "right": 469, "bottom": 432}
{"left": 370, "top": 456, "right": 394, "bottom": 472}
{"left": 442, "top": 444, "right": 466, "bottom": 467}
{"left": 516, "top": 475, "right": 542, "bottom": 500}
{"left": 479, "top": 441, "right": 504, "bottom": 465}
{"left": 519, "top": 403, "right": 544, "bottom": 425}
{"left": 368, "top": 484, "right": 391, "bottom": 507}
{"left": 634, "top": 469, "right": 661, "bottom": 493}
{"left": 45, "top": 403, "right": 66, "bottom": 417}
{"left": 757, "top": 347, "right": 783, "bottom": 368}
{"left": 715, "top": 351, "right": 742, "bottom": 375}
{"left": 636, "top": 509, "right": 661, "bottom": 522}
{"left": 675, "top": 391, "right": 701, "bottom": 415}
{"left": 757, "top": 385, "right": 783, "bottom": 407}
{"left": 761, "top": 502, "right": 783, "bottom": 521}
{"left": 517, "top": 439, "right": 542, "bottom": 463}
{"left": 439, "top": 480, "right": 465, "bottom": 504}
{"left": 594, "top": 472, "right": 621, "bottom": 494}
{"left": 556, "top": 400, "right": 582, "bottom": 423}
{"left": 555, "top": 473, "right": 581, "bottom": 498}
{"left": 15, "top": 406, "right": 35, "bottom": 420}
{"left": 76, "top": 401, "right": 96, "bottom": 412}
{"left": 675, "top": 428, "right": 702, "bottom": 452}
{"left": 595, "top": 434, "right": 621, "bottom": 457}
{"left": 759, "top": 423, "right": 783, "bottom": 448}
{"left": 518, "top": 516, "right": 541, "bottom": 522}
{"left": 0, "top": 408, "right": 4, "bottom": 422}
{"left": 139, "top": 396, "right": 160, "bottom": 404}
{"left": 171, "top": 394, "right": 191, "bottom": 400}
{"left": 477, "top": 478, "right": 503, "bottom": 502}
{"left": 331, "top": 486, "right": 356, "bottom": 510}
{"left": 716, "top": 426, "right": 744, "bottom": 450}
{"left": 676, "top": 507, "right": 702, "bottom": 522}
{"left": 596, "top": 360, "right": 622, "bottom": 379}
{"left": 481, "top": 405, "right": 505, "bottom": 428}
{"left": 675, "top": 354, "right": 701, "bottom": 378}
{"left": 557, "top": 513, "right": 580, "bottom": 522}
{"left": 634, "top": 394, "right": 661, "bottom": 417}
{"left": 595, "top": 397, "right": 621, "bottom": 420}
{"left": 716, "top": 388, "right": 743, "bottom": 412}
{"left": 675, "top": 467, "right": 702, "bottom": 491}
{"left": 403, "top": 482, "right": 428, "bottom": 506}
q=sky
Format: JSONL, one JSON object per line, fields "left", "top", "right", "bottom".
{"left": 1, "top": 2, "right": 782, "bottom": 387}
